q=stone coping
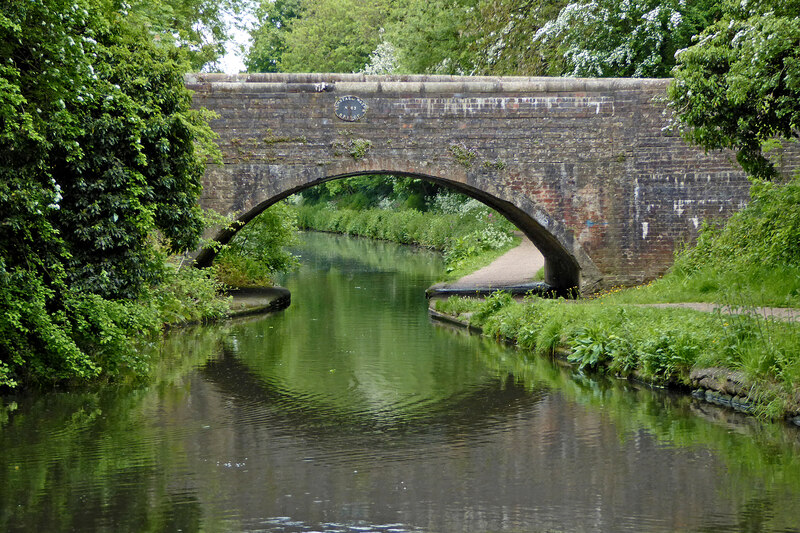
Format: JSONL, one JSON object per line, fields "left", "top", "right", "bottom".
{"left": 186, "top": 73, "right": 670, "bottom": 94}
{"left": 426, "top": 282, "right": 556, "bottom": 299}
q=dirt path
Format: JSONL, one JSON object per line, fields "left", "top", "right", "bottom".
{"left": 436, "top": 233, "right": 545, "bottom": 291}
{"left": 429, "top": 236, "right": 800, "bottom": 321}
{"left": 640, "top": 302, "right": 800, "bottom": 322}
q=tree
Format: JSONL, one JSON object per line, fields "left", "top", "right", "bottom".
{"left": 387, "top": 0, "right": 480, "bottom": 75}
{"left": 533, "top": 0, "right": 721, "bottom": 78}
{"left": 362, "top": 37, "right": 400, "bottom": 75}
{"left": 0, "top": 0, "right": 217, "bottom": 388}
{"left": 118, "top": 0, "right": 251, "bottom": 71}
{"left": 669, "top": 0, "right": 800, "bottom": 180}
{"left": 245, "top": 0, "right": 304, "bottom": 73}
{"left": 467, "top": 0, "right": 568, "bottom": 76}
{"left": 278, "top": 0, "right": 390, "bottom": 73}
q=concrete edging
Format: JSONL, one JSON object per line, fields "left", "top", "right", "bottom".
{"left": 226, "top": 286, "right": 291, "bottom": 317}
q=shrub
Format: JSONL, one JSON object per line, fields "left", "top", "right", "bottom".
{"left": 215, "top": 202, "right": 299, "bottom": 287}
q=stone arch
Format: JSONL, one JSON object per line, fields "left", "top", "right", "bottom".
{"left": 196, "top": 163, "right": 601, "bottom": 292}
{"left": 190, "top": 73, "right": 763, "bottom": 293}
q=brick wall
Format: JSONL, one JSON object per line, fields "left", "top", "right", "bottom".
{"left": 188, "top": 73, "right": 773, "bottom": 293}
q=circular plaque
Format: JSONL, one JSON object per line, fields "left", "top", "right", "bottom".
{"left": 334, "top": 95, "right": 367, "bottom": 122}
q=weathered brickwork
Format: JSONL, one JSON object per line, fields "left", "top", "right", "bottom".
{"left": 187, "top": 73, "right": 790, "bottom": 293}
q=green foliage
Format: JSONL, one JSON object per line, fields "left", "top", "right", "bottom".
{"left": 245, "top": 0, "right": 304, "bottom": 73}
{"left": 388, "top": 0, "right": 479, "bottom": 74}
{"left": 669, "top": 0, "right": 800, "bottom": 180}
{"left": 468, "top": 0, "right": 568, "bottom": 76}
{"left": 677, "top": 177, "right": 800, "bottom": 272}
{"left": 299, "top": 175, "right": 443, "bottom": 210}
{"left": 533, "top": 0, "right": 722, "bottom": 77}
{"left": 122, "top": 0, "right": 250, "bottom": 70}
{"left": 448, "top": 143, "right": 479, "bottom": 168}
{"left": 277, "top": 0, "right": 390, "bottom": 73}
{"left": 0, "top": 0, "right": 223, "bottom": 390}
{"left": 595, "top": 173, "right": 800, "bottom": 309}
{"left": 243, "top": 0, "right": 722, "bottom": 78}
{"left": 215, "top": 202, "right": 299, "bottom": 287}
{"left": 146, "top": 259, "right": 231, "bottom": 326}
{"left": 642, "top": 173, "right": 800, "bottom": 308}
{"left": 568, "top": 327, "right": 620, "bottom": 371}
{"left": 294, "top": 186, "right": 517, "bottom": 278}
{"left": 436, "top": 293, "right": 800, "bottom": 416}
{"left": 473, "top": 291, "right": 514, "bottom": 322}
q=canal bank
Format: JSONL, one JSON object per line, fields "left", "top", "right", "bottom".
{"left": 227, "top": 286, "right": 291, "bottom": 317}
{"left": 426, "top": 237, "right": 800, "bottom": 425}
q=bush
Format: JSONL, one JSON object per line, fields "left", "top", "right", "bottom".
{"left": 675, "top": 174, "right": 800, "bottom": 273}
{"left": 215, "top": 202, "right": 299, "bottom": 287}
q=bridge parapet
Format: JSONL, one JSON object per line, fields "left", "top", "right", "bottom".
{"left": 189, "top": 73, "right": 767, "bottom": 293}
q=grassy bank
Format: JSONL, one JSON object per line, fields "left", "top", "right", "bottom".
{"left": 294, "top": 201, "right": 519, "bottom": 281}
{"left": 434, "top": 292, "right": 800, "bottom": 419}
{"left": 433, "top": 175, "right": 800, "bottom": 421}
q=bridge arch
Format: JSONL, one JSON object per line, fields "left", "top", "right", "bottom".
{"left": 195, "top": 166, "right": 593, "bottom": 291}
{"left": 189, "top": 73, "right": 760, "bottom": 293}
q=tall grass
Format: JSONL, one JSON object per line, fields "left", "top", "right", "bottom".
{"left": 608, "top": 175, "right": 800, "bottom": 308}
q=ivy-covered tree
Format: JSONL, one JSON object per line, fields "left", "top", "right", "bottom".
{"left": 0, "top": 0, "right": 217, "bottom": 388}
{"left": 669, "top": 0, "right": 800, "bottom": 180}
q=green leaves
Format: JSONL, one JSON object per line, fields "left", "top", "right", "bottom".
{"left": 245, "top": 0, "right": 304, "bottom": 73}
{"left": 243, "top": 0, "right": 724, "bottom": 79}
{"left": 670, "top": 0, "right": 800, "bottom": 180}
{"left": 216, "top": 202, "right": 300, "bottom": 286}
{"left": 0, "top": 0, "right": 222, "bottom": 389}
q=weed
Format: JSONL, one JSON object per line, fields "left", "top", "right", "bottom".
{"left": 482, "top": 158, "right": 507, "bottom": 170}
{"left": 349, "top": 138, "right": 373, "bottom": 160}
{"left": 449, "top": 142, "right": 478, "bottom": 168}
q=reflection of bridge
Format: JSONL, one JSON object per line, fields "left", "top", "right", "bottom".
{"left": 188, "top": 73, "right": 760, "bottom": 293}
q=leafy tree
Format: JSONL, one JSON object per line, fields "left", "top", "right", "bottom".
{"left": 278, "top": 0, "right": 390, "bottom": 73}
{"left": 467, "top": 0, "right": 569, "bottom": 76}
{"left": 362, "top": 37, "right": 400, "bottom": 75}
{"left": 0, "top": 0, "right": 217, "bottom": 388}
{"left": 533, "top": 0, "right": 722, "bottom": 77}
{"left": 215, "top": 202, "right": 299, "bottom": 286}
{"left": 387, "top": 0, "right": 479, "bottom": 75}
{"left": 115, "top": 0, "right": 250, "bottom": 71}
{"left": 669, "top": 0, "right": 800, "bottom": 180}
{"left": 245, "top": 0, "right": 304, "bottom": 73}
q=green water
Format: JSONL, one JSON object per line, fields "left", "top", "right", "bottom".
{"left": 2, "top": 232, "right": 800, "bottom": 532}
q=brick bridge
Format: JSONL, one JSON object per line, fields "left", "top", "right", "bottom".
{"left": 189, "top": 73, "right": 760, "bottom": 293}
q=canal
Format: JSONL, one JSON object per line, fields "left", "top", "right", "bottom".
{"left": 2, "top": 232, "right": 800, "bottom": 532}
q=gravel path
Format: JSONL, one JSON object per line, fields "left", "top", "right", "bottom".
{"left": 442, "top": 233, "right": 545, "bottom": 289}
{"left": 640, "top": 303, "right": 800, "bottom": 322}
{"left": 432, "top": 236, "right": 800, "bottom": 321}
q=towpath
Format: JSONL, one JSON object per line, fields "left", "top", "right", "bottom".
{"left": 431, "top": 235, "right": 800, "bottom": 322}
{"left": 427, "top": 234, "right": 545, "bottom": 296}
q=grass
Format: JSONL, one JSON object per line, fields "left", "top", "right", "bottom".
{"left": 597, "top": 264, "right": 800, "bottom": 308}
{"left": 433, "top": 292, "right": 800, "bottom": 419}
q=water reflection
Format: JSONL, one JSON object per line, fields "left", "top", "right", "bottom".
{"left": 1, "top": 233, "right": 800, "bottom": 532}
